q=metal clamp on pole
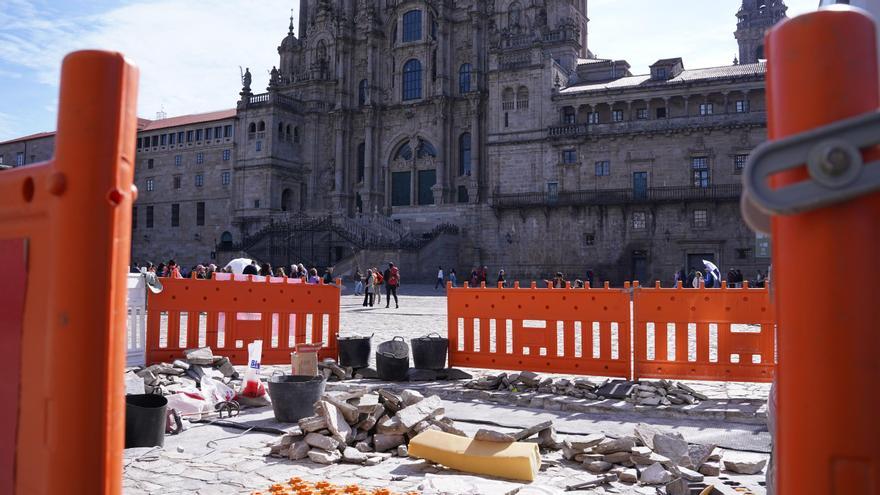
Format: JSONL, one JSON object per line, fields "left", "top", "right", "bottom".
{"left": 744, "top": 109, "right": 880, "bottom": 215}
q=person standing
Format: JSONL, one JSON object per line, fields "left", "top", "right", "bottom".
{"left": 353, "top": 267, "right": 364, "bottom": 295}
{"left": 362, "top": 269, "right": 375, "bottom": 307}
{"left": 497, "top": 269, "right": 507, "bottom": 288}
{"left": 449, "top": 269, "right": 458, "bottom": 287}
{"left": 373, "top": 266, "right": 383, "bottom": 305}
{"left": 434, "top": 266, "right": 444, "bottom": 290}
{"left": 384, "top": 262, "right": 400, "bottom": 309}
{"left": 480, "top": 266, "right": 488, "bottom": 285}
{"left": 693, "top": 271, "right": 703, "bottom": 288}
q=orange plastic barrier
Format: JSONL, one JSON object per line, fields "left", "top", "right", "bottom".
{"left": 632, "top": 281, "right": 776, "bottom": 383}
{"left": 146, "top": 275, "right": 340, "bottom": 365}
{"left": 764, "top": 8, "right": 880, "bottom": 494}
{"left": 0, "top": 51, "right": 138, "bottom": 494}
{"left": 447, "top": 282, "right": 632, "bottom": 378}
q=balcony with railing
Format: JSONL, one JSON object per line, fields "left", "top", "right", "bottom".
{"left": 491, "top": 184, "right": 743, "bottom": 209}
{"left": 547, "top": 112, "right": 765, "bottom": 139}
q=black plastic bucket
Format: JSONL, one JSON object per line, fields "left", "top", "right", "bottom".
{"left": 268, "top": 375, "right": 326, "bottom": 423}
{"left": 376, "top": 336, "right": 410, "bottom": 381}
{"left": 125, "top": 394, "right": 168, "bottom": 448}
{"left": 411, "top": 333, "right": 449, "bottom": 370}
{"left": 338, "top": 335, "right": 372, "bottom": 368}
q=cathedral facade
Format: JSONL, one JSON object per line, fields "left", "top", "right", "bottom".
{"left": 0, "top": 0, "right": 787, "bottom": 284}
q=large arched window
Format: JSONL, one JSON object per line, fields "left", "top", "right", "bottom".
{"left": 459, "top": 63, "right": 472, "bottom": 94}
{"left": 402, "top": 59, "right": 422, "bottom": 101}
{"left": 357, "top": 142, "right": 366, "bottom": 183}
{"left": 395, "top": 143, "right": 413, "bottom": 161}
{"left": 502, "top": 87, "right": 515, "bottom": 110}
{"left": 416, "top": 139, "right": 437, "bottom": 159}
{"left": 257, "top": 121, "right": 266, "bottom": 132}
{"left": 458, "top": 133, "right": 471, "bottom": 176}
{"left": 316, "top": 40, "right": 327, "bottom": 63}
{"left": 402, "top": 10, "right": 422, "bottom": 42}
{"left": 358, "top": 79, "right": 369, "bottom": 106}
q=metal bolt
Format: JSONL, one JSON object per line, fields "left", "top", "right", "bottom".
{"left": 820, "top": 146, "right": 851, "bottom": 176}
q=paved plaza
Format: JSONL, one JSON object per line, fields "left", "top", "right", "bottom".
{"left": 124, "top": 284, "right": 772, "bottom": 494}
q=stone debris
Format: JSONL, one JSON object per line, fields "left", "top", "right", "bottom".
{"left": 465, "top": 373, "right": 705, "bottom": 406}
{"left": 267, "top": 388, "right": 462, "bottom": 467}
{"left": 474, "top": 429, "right": 516, "bottom": 443}
{"left": 723, "top": 456, "right": 768, "bottom": 475}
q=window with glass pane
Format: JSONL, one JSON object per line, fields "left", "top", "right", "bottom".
{"left": 195, "top": 174, "right": 203, "bottom": 187}
{"left": 418, "top": 169, "right": 436, "bottom": 205}
{"left": 457, "top": 185, "right": 469, "bottom": 203}
{"left": 692, "top": 157, "right": 710, "bottom": 187}
{"left": 175, "top": 155, "right": 181, "bottom": 166}
{"left": 222, "top": 171, "right": 230, "bottom": 185}
{"left": 458, "top": 64, "right": 471, "bottom": 93}
{"left": 402, "top": 10, "right": 422, "bottom": 42}
{"left": 734, "top": 154, "right": 748, "bottom": 172}
{"left": 633, "top": 212, "right": 647, "bottom": 230}
{"left": 392, "top": 171, "right": 411, "bottom": 206}
{"left": 595, "top": 161, "right": 610, "bottom": 176}
{"left": 224, "top": 125, "right": 232, "bottom": 138}
{"left": 588, "top": 112, "right": 599, "bottom": 124}
{"left": 700, "top": 103, "right": 714, "bottom": 115}
{"left": 459, "top": 133, "right": 471, "bottom": 176}
{"left": 173, "top": 176, "right": 181, "bottom": 189}
{"left": 736, "top": 100, "right": 748, "bottom": 113}
{"left": 637, "top": 108, "right": 648, "bottom": 119}
{"left": 196, "top": 152, "right": 204, "bottom": 164}
{"left": 562, "top": 107, "right": 575, "bottom": 124}
{"left": 168, "top": 133, "right": 175, "bottom": 145}
{"left": 402, "top": 59, "right": 422, "bottom": 100}
{"left": 196, "top": 129, "right": 203, "bottom": 141}
{"left": 160, "top": 134, "right": 167, "bottom": 146}
{"left": 186, "top": 130, "right": 194, "bottom": 142}
{"left": 215, "top": 126, "right": 222, "bottom": 138}
{"left": 196, "top": 202, "right": 205, "bottom": 226}
{"left": 147, "top": 159, "right": 154, "bottom": 169}
{"left": 693, "top": 209, "right": 708, "bottom": 228}
{"left": 256, "top": 140, "right": 262, "bottom": 152}
{"left": 177, "top": 131, "right": 184, "bottom": 143}
{"left": 171, "top": 203, "right": 180, "bottom": 227}
{"left": 612, "top": 110, "right": 624, "bottom": 122}
{"left": 151, "top": 136, "right": 158, "bottom": 147}
{"left": 357, "top": 143, "right": 366, "bottom": 182}
{"left": 562, "top": 149, "right": 577, "bottom": 164}
{"left": 146, "top": 178, "right": 154, "bottom": 191}
{"left": 206, "top": 128, "right": 213, "bottom": 140}
{"left": 223, "top": 149, "right": 230, "bottom": 161}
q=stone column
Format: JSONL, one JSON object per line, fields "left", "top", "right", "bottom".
{"left": 723, "top": 92, "right": 730, "bottom": 114}
{"left": 333, "top": 115, "right": 345, "bottom": 211}
{"left": 470, "top": 96, "right": 481, "bottom": 203}
{"left": 364, "top": 110, "right": 375, "bottom": 210}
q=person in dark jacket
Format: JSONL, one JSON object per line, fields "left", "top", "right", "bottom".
{"left": 384, "top": 262, "right": 400, "bottom": 309}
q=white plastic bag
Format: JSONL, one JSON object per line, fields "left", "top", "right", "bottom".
{"left": 166, "top": 393, "right": 210, "bottom": 420}
{"left": 238, "top": 340, "right": 271, "bottom": 407}
{"left": 200, "top": 375, "right": 235, "bottom": 406}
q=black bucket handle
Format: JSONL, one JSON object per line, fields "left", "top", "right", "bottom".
{"left": 422, "top": 332, "right": 444, "bottom": 339}
{"left": 392, "top": 336, "right": 405, "bottom": 342}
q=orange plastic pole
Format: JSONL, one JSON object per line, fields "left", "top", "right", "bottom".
{"left": 766, "top": 8, "right": 880, "bottom": 494}
{"left": 0, "top": 51, "right": 138, "bottom": 494}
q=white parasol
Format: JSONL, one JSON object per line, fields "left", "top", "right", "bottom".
{"left": 224, "top": 258, "right": 255, "bottom": 275}
{"left": 702, "top": 259, "right": 721, "bottom": 283}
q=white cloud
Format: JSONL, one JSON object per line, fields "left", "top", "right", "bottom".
{"left": 0, "top": 0, "right": 299, "bottom": 120}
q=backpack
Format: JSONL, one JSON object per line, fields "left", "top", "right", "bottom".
{"left": 375, "top": 272, "right": 384, "bottom": 285}
{"left": 388, "top": 267, "right": 399, "bottom": 286}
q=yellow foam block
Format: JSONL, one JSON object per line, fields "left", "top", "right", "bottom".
{"left": 408, "top": 429, "right": 541, "bottom": 481}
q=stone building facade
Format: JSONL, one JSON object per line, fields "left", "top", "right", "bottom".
{"left": 0, "top": 0, "right": 782, "bottom": 284}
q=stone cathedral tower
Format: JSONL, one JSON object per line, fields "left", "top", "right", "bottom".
{"left": 735, "top": 0, "right": 788, "bottom": 64}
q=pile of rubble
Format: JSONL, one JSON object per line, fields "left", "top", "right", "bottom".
{"left": 268, "top": 388, "right": 463, "bottom": 466}
{"left": 465, "top": 371, "right": 707, "bottom": 405}
{"left": 125, "top": 347, "right": 239, "bottom": 395}
{"left": 318, "top": 360, "right": 472, "bottom": 383}
{"left": 553, "top": 423, "right": 766, "bottom": 493}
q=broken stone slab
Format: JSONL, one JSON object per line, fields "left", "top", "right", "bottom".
{"left": 319, "top": 400, "right": 353, "bottom": 444}
{"left": 172, "top": 359, "right": 190, "bottom": 370}
{"left": 373, "top": 433, "right": 405, "bottom": 452}
{"left": 512, "top": 420, "right": 553, "bottom": 441}
{"left": 378, "top": 390, "right": 403, "bottom": 413}
{"left": 474, "top": 429, "right": 515, "bottom": 443}
{"left": 355, "top": 393, "right": 380, "bottom": 413}
{"left": 342, "top": 447, "right": 367, "bottom": 464}
{"left": 640, "top": 462, "right": 674, "bottom": 484}
{"left": 652, "top": 433, "right": 691, "bottom": 467}
{"left": 632, "top": 451, "right": 674, "bottom": 468}
{"left": 356, "top": 404, "right": 386, "bottom": 431}
{"left": 618, "top": 468, "right": 638, "bottom": 483}
{"left": 298, "top": 415, "right": 327, "bottom": 433}
{"left": 593, "top": 437, "right": 636, "bottom": 454}
{"left": 687, "top": 443, "right": 716, "bottom": 469}
{"left": 376, "top": 415, "right": 409, "bottom": 435}
{"left": 567, "top": 433, "right": 606, "bottom": 451}
{"left": 355, "top": 441, "right": 373, "bottom": 453}
{"left": 518, "top": 371, "right": 541, "bottom": 387}
{"left": 675, "top": 382, "right": 709, "bottom": 401}
{"left": 288, "top": 441, "right": 310, "bottom": 460}
{"left": 583, "top": 460, "right": 614, "bottom": 474}
{"left": 677, "top": 466, "right": 704, "bottom": 482}
{"left": 574, "top": 453, "right": 605, "bottom": 463}
{"left": 364, "top": 456, "right": 384, "bottom": 466}
{"left": 427, "top": 418, "right": 467, "bottom": 437}
{"left": 597, "top": 380, "right": 635, "bottom": 399}
{"left": 723, "top": 457, "right": 767, "bottom": 475}
{"left": 318, "top": 360, "right": 347, "bottom": 381}
{"left": 213, "top": 357, "right": 238, "bottom": 378}
{"left": 396, "top": 395, "right": 444, "bottom": 429}
{"left": 322, "top": 394, "right": 360, "bottom": 425}
{"left": 308, "top": 448, "right": 342, "bottom": 465}
{"left": 602, "top": 451, "right": 632, "bottom": 464}
{"left": 184, "top": 347, "right": 214, "bottom": 366}
{"left": 401, "top": 389, "right": 425, "bottom": 407}
{"left": 304, "top": 432, "right": 339, "bottom": 451}
{"left": 699, "top": 461, "right": 721, "bottom": 476}
{"left": 633, "top": 423, "right": 662, "bottom": 450}
{"left": 708, "top": 447, "right": 723, "bottom": 462}
{"left": 538, "top": 426, "right": 562, "bottom": 450}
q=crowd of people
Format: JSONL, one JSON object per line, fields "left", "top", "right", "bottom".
{"left": 674, "top": 267, "right": 767, "bottom": 288}
{"left": 351, "top": 263, "right": 401, "bottom": 309}
{"left": 428, "top": 265, "right": 598, "bottom": 289}
{"left": 131, "top": 259, "right": 338, "bottom": 285}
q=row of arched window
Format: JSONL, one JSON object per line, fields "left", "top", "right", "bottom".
{"left": 356, "top": 62, "right": 472, "bottom": 105}
{"left": 502, "top": 86, "right": 530, "bottom": 111}
{"left": 246, "top": 121, "right": 299, "bottom": 143}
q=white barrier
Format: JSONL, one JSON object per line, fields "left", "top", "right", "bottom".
{"left": 126, "top": 273, "right": 147, "bottom": 367}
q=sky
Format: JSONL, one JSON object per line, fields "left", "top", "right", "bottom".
{"left": 0, "top": 0, "right": 818, "bottom": 142}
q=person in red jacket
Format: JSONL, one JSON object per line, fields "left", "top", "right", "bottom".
{"left": 384, "top": 262, "right": 400, "bottom": 309}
